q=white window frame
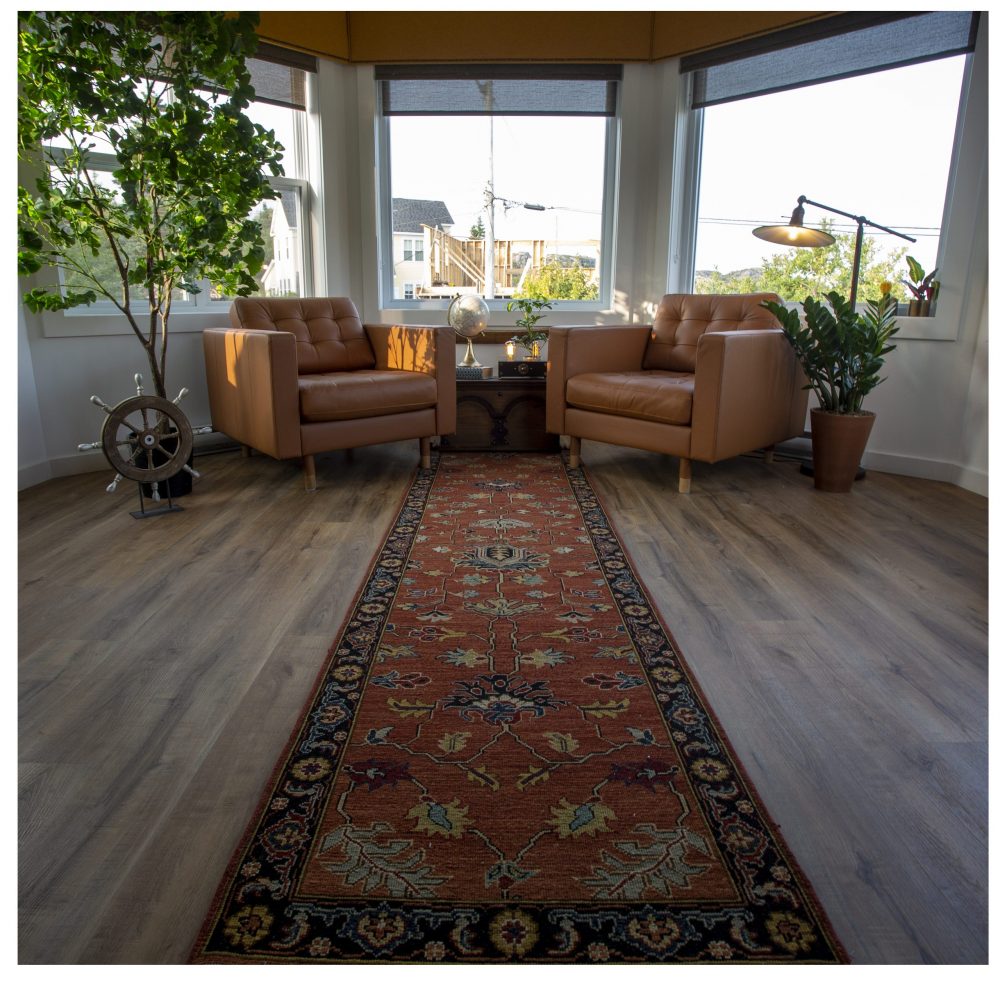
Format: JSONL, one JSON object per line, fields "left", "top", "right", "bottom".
{"left": 35, "top": 152, "right": 312, "bottom": 337}
{"left": 374, "top": 83, "right": 620, "bottom": 314}
{"left": 673, "top": 27, "right": 986, "bottom": 344}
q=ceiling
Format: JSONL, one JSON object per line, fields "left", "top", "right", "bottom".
{"left": 256, "top": 10, "right": 834, "bottom": 64}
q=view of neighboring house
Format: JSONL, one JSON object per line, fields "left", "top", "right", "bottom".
{"left": 259, "top": 192, "right": 302, "bottom": 297}
{"left": 391, "top": 197, "right": 454, "bottom": 298}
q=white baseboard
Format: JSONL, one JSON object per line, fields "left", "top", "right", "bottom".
{"left": 18, "top": 432, "right": 237, "bottom": 490}
{"left": 862, "top": 449, "right": 988, "bottom": 497}
{"left": 19, "top": 438, "right": 988, "bottom": 498}
{"left": 18, "top": 459, "right": 53, "bottom": 491}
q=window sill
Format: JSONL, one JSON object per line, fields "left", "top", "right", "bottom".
{"left": 40, "top": 305, "right": 234, "bottom": 338}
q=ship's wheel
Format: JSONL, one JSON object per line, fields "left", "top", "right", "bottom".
{"left": 101, "top": 395, "right": 194, "bottom": 485}
{"left": 80, "top": 374, "right": 210, "bottom": 514}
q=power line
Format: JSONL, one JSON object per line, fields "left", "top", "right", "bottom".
{"left": 698, "top": 216, "right": 941, "bottom": 234}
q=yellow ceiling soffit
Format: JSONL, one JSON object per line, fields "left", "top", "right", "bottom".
{"left": 255, "top": 10, "right": 834, "bottom": 64}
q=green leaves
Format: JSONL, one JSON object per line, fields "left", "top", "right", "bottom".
{"left": 903, "top": 254, "right": 938, "bottom": 298}
{"left": 762, "top": 291, "right": 900, "bottom": 414}
{"left": 17, "top": 11, "right": 284, "bottom": 396}
{"left": 506, "top": 297, "right": 552, "bottom": 345}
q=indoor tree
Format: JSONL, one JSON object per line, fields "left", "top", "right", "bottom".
{"left": 17, "top": 11, "right": 285, "bottom": 398}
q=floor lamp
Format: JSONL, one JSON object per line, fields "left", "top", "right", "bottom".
{"left": 752, "top": 195, "right": 916, "bottom": 310}
{"left": 752, "top": 196, "right": 916, "bottom": 479}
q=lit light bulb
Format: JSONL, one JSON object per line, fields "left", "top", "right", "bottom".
{"left": 787, "top": 227, "right": 800, "bottom": 242}
{"left": 505, "top": 340, "right": 516, "bottom": 360}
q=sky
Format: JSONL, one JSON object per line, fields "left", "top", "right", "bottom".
{"left": 694, "top": 53, "right": 968, "bottom": 275}
{"left": 389, "top": 114, "right": 607, "bottom": 249}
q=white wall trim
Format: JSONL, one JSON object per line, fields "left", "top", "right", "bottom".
{"left": 18, "top": 460, "right": 54, "bottom": 491}
{"left": 862, "top": 449, "right": 987, "bottom": 497}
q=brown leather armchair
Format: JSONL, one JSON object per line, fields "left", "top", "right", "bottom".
{"left": 203, "top": 297, "right": 456, "bottom": 489}
{"left": 546, "top": 293, "right": 807, "bottom": 492}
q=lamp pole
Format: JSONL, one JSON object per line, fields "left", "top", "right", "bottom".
{"left": 793, "top": 195, "right": 916, "bottom": 309}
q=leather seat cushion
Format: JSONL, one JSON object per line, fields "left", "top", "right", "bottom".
{"left": 566, "top": 371, "right": 695, "bottom": 426}
{"left": 299, "top": 370, "right": 438, "bottom": 423}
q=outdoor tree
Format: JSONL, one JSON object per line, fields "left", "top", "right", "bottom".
{"left": 257, "top": 205, "right": 276, "bottom": 270}
{"left": 18, "top": 11, "right": 285, "bottom": 397}
{"left": 696, "top": 220, "right": 906, "bottom": 304}
{"left": 469, "top": 216, "right": 485, "bottom": 239}
{"left": 517, "top": 261, "right": 598, "bottom": 301}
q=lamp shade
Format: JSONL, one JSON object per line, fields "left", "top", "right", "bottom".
{"left": 752, "top": 223, "right": 835, "bottom": 248}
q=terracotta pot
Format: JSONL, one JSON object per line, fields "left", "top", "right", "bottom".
{"left": 810, "top": 409, "right": 875, "bottom": 492}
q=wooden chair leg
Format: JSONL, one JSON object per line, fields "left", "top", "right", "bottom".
{"left": 678, "top": 458, "right": 691, "bottom": 494}
{"left": 569, "top": 436, "right": 582, "bottom": 469}
{"left": 240, "top": 444, "right": 252, "bottom": 458}
{"left": 303, "top": 454, "right": 317, "bottom": 491}
{"left": 763, "top": 445, "right": 775, "bottom": 464}
{"left": 419, "top": 437, "right": 432, "bottom": 469}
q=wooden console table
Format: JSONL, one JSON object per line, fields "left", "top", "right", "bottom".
{"left": 439, "top": 377, "right": 559, "bottom": 452}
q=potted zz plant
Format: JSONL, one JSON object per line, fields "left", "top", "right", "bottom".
{"left": 762, "top": 287, "right": 899, "bottom": 492}
{"left": 506, "top": 297, "right": 552, "bottom": 360}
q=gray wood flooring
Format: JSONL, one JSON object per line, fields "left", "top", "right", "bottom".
{"left": 18, "top": 442, "right": 988, "bottom": 964}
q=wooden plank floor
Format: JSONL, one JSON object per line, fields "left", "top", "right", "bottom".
{"left": 18, "top": 442, "right": 988, "bottom": 964}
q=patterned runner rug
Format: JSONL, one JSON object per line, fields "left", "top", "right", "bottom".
{"left": 192, "top": 453, "right": 846, "bottom": 963}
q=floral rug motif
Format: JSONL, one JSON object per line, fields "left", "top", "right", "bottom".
{"left": 192, "top": 453, "right": 846, "bottom": 963}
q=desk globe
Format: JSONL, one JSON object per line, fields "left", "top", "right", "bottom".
{"left": 448, "top": 294, "right": 490, "bottom": 367}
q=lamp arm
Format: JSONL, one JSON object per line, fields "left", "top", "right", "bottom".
{"left": 800, "top": 195, "right": 916, "bottom": 244}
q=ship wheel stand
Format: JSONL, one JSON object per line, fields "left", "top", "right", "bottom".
{"left": 78, "top": 374, "right": 211, "bottom": 518}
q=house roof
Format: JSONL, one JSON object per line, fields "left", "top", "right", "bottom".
{"left": 278, "top": 192, "right": 298, "bottom": 230}
{"left": 392, "top": 198, "right": 454, "bottom": 234}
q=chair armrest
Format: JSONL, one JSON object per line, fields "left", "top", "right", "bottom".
{"left": 690, "top": 329, "right": 808, "bottom": 462}
{"left": 365, "top": 323, "right": 457, "bottom": 435}
{"left": 202, "top": 327, "right": 302, "bottom": 459}
{"left": 546, "top": 325, "right": 652, "bottom": 434}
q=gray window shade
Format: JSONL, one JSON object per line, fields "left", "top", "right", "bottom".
{"left": 248, "top": 43, "right": 317, "bottom": 111}
{"left": 683, "top": 11, "right": 979, "bottom": 109}
{"left": 377, "top": 65, "right": 621, "bottom": 116}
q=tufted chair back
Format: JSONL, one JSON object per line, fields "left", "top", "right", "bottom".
{"left": 643, "top": 293, "right": 782, "bottom": 373}
{"left": 229, "top": 297, "right": 376, "bottom": 374}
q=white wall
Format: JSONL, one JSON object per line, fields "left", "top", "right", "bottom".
{"left": 18, "top": 304, "right": 51, "bottom": 490}
{"left": 17, "top": 28, "right": 990, "bottom": 496}
{"left": 850, "top": 19, "right": 988, "bottom": 496}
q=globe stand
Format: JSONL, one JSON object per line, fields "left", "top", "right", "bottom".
{"left": 459, "top": 335, "right": 482, "bottom": 368}
{"left": 448, "top": 295, "right": 490, "bottom": 370}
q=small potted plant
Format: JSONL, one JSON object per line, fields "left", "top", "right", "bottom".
{"left": 903, "top": 255, "right": 939, "bottom": 316}
{"left": 762, "top": 285, "right": 899, "bottom": 492}
{"left": 506, "top": 297, "right": 552, "bottom": 360}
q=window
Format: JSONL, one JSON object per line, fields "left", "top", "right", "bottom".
{"left": 402, "top": 238, "right": 424, "bottom": 262}
{"left": 45, "top": 45, "right": 317, "bottom": 315}
{"left": 376, "top": 65, "right": 620, "bottom": 306}
{"left": 682, "top": 12, "right": 978, "bottom": 307}
{"left": 403, "top": 283, "right": 415, "bottom": 300}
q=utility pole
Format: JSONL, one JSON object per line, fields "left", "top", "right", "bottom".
{"left": 477, "top": 80, "right": 495, "bottom": 299}
{"left": 484, "top": 182, "right": 495, "bottom": 299}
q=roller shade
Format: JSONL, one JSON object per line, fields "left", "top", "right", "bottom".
{"left": 377, "top": 64, "right": 621, "bottom": 116}
{"left": 247, "top": 42, "right": 317, "bottom": 110}
{"left": 682, "top": 11, "right": 979, "bottom": 109}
